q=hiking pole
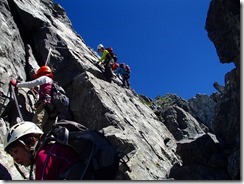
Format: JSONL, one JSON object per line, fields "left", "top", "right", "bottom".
{"left": 45, "top": 48, "right": 52, "bottom": 66}
{"left": 10, "top": 85, "right": 24, "bottom": 121}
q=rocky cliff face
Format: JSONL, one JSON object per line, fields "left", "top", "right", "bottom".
{"left": 0, "top": 0, "right": 239, "bottom": 180}
{"left": 205, "top": 0, "right": 240, "bottom": 179}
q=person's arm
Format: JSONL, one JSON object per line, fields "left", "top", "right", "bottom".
{"left": 98, "top": 50, "right": 109, "bottom": 63}
{"left": 16, "top": 76, "right": 52, "bottom": 88}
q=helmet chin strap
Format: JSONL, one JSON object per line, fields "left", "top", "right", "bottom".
{"left": 29, "top": 140, "right": 39, "bottom": 153}
{"left": 18, "top": 139, "right": 27, "bottom": 147}
{"left": 19, "top": 137, "right": 41, "bottom": 155}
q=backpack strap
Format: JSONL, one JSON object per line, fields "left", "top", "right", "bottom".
{"left": 40, "top": 144, "right": 56, "bottom": 180}
{"left": 58, "top": 130, "right": 96, "bottom": 180}
{"left": 80, "top": 140, "right": 95, "bottom": 179}
{"left": 52, "top": 125, "right": 69, "bottom": 145}
{"left": 29, "top": 138, "right": 50, "bottom": 180}
{"left": 117, "top": 151, "right": 131, "bottom": 172}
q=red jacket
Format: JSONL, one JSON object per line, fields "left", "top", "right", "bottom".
{"left": 35, "top": 143, "right": 80, "bottom": 180}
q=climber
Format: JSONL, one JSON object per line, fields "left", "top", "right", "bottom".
{"left": 4, "top": 121, "right": 81, "bottom": 180}
{"left": 97, "top": 44, "right": 114, "bottom": 82}
{"left": 10, "top": 65, "right": 59, "bottom": 134}
{"left": 114, "top": 63, "right": 131, "bottom": 88}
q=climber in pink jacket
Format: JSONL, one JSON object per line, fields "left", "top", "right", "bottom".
{"left": 10, "top": 66, "right": 57, "bottom": 134}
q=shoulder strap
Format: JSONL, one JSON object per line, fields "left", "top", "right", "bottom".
{"left": 79, "top": 140, "right": 95, "bottom": 179}
{"left": 41, "top": 144, "right": 56, "bottom": 180}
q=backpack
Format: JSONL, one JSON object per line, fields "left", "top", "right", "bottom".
{"left": 112, "top": 62, "right": 119, "bottom": 71}
{"left": 106, "top": 47, "right": 117, "bottom": 62}
{"left": 51, "top": 82, "right": 69, "bottom": 114}
{"left": 124, "top": 65, "right": 131, "bottom": 74}
{"left": 44, "top": 120, "right": 120, "bottom": 180}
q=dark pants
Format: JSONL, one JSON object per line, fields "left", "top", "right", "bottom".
{"left": 122, "top": 74, "right": 130, "bottom": 88}
{"left": 103, "top": 60, "right": 114, "bottom": 82}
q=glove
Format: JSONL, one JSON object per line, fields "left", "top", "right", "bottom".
{"left": 10, "top": 79, "right": 17, "bottom": 86}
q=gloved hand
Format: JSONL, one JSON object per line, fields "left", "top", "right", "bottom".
{"left": 10, "top": 79, "right": 17, "bottom": 86}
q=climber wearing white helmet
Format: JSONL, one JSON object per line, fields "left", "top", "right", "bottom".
{"left": 4, "top": 121, "right": 43, "bottom": 167}
{"left": 4, "top": 121, "right": 81, "bottom": 180}
{"left": 97, "top": 43, "right": 114, "bottom": 82}
{"left": 97, "top": 44, "right": 104, "bottom": 50}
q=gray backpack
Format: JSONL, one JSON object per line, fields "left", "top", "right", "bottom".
{"left": 51, "top": 82, "right": 69, "bottom": 114}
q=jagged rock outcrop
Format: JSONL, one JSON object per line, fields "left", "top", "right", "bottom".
{"left": 0, "top": 0, "right": 239, "bottom": 180}
{"left": 150, "top": 94, "right": 211, "bottom": 134}
{"left": 205, "top": 0, "right": 240, "bottom": 180}
{"left": 169, "top": 133, "right": 229, "bottom": 180}
{"left": 213, "top": 81, "right": 225, "bottom": 94}
{"left": 205, "top": 0, "right": 240, "bottom": 67}
{"left": 188, "top": 94, "right": 216, "bottom": 130}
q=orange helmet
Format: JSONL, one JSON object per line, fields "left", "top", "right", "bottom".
{"left": 34, "top": 65, "right": 53, "bottom": 79}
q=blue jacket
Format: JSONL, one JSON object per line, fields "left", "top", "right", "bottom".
{"left": 114, "top": 66, "right": 130, "bottom": 76}
{"left": 114, "top": 66, "right": 123, "bottom": 76}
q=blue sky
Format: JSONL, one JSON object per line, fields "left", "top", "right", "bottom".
{"left": 54, "top": 0, "right": 235, "bottom": 100}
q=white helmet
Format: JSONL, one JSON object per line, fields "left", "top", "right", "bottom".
{"left": 4, "top": 121, "right": 43, "bottom": 151}
{"left": 97, "top": 44, "right": 104, "bottom": 50}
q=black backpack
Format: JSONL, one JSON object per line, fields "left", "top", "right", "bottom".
{"left": 43, "top": 120, "right": 120, "bottom": 180}
{"left": 51, "top": 82, "right": 69, "bottom": 115}
{"left": 106, "top": 47, "right": 117, "bottom": 62}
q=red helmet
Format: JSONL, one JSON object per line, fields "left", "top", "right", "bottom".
{"left": 34, "top": 65, "right": 53, "bottom": 79}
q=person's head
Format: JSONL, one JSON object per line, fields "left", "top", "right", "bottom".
{"left": 119, "top": 63, "right": 125, "bottom": 68}
{"left": 34, "top": 65, "right": 53, "bottom": 79}
{"left": 97, "top": 44, "right": 104, "bottom": 53}
{"left": 5, "top": 121, "right": 43, "bottom": 167}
